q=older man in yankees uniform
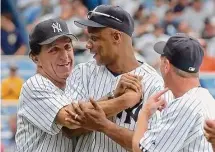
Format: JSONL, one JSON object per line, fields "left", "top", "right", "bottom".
{"left": 15, "top": 18, "right": 142, "bottom": 152}
{"left": 15, "top": 18, "right": 79, "bottom": 152}
{"left": 133, "top": 34, "right": 215, "bottom": 152}
{"left": 64, "top": 5, "right": 173, "bottom": 152}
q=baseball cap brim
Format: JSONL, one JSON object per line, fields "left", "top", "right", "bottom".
{"left": 153, "top": 41, "right": 167, "bottom": 55}
{"left": 74, "top": 19, "right": 106, "bottom": 29}
{"left": 39, "top": 34, "right": 78, "bottom": 45}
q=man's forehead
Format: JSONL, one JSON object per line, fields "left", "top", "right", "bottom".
{"left": 87, "top": 27, "right": 119, "bottom": 36}
{"left": 87, "top": 27, "right": 105, "bottom": 34}
{"left": 50, "top": 37, "right": 71, "bottom": 46}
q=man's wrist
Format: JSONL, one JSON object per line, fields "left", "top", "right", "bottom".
{"left": 107, "top": 90, "right": 115, "bottom": 99}
{"left": 140, "top": 109, "right": 151, "bottom": 120}
{"left": 99, "top": 119, "right": 114, "bottom": 133}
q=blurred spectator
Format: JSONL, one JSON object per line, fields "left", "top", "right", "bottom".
{"left": 173, "top": 0, "right": 188, "bottom": 15}
{"left": 1, "top": 14, "right": 27, "bottom": 55}
{"left": 134, "top": 12, "right": 159, "bottom": 37}
{"left": 64, "top": 0, "right": 88, "bottom": 36}
{"left": 177, "top": 21, "right": 198, "bottom": 37}
{"left": 202, "top": 17, "right": 215, "bottom": 39}
{"left": 133, "top": 4, "right": 145, "bottom": 23}
{"left": 135, "top": 24, "right": 169, "bottom": 70}
{"left": 207, "top": 37, "right": 215, "bottom": 57}
{"left": 167, "top": 0, "right": 177, "bottom": 10}
{"left": 4, "top": 115, "right": 17, "bottom": 152}
{"left": 182, "top": 0, "right": 209, "bottom": 35}
{"left": 152, "top": 0, "right": 169, "bottom": 20}
{"left": 199, "top": 39, "right": 215, "bottom": 72}
{"left": 1, "top": 65, "right": 24, "bottom": 100}
{"left": 133, "top": 4, "right": 149, "bottom": 36}
{"left": 161, "top": 9, "right": 179, "bottom": 36}
{"left": 40, "top": 0, "right": 54, "bottom": 16}
{"left": 112, "top": 0, "right": 140, "bottom": 17}
{"left": 83, "top": 0, "right": 109, "bottom": 10}
{"left": 18, "top": 0, "right": 41, "bottom": 25}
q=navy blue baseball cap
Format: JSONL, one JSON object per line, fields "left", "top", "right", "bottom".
{"left": 29, "top": 18, "right": 77, "bottom": 45}
{"left": 154, "top": 33, "right": 204, "bottom": 73}
{"left": 74, "top": 5, "right": 134, "bottom": 37}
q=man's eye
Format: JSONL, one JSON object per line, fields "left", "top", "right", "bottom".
{"left": 91, "top": 36, "right": 97, "bottom": 41}
{"left": 49, "top": 47, "right": 58, "bottom": 53}
{"left": 65, "top": 44, "right": 72, "bottom": 50}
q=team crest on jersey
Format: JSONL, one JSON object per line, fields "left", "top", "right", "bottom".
{"left": 52, "top": 22, "right": 62, "bottom": 33}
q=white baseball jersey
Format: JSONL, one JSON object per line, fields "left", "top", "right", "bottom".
{"left": 139, "top": 87, "right": 215, "bottom": 152}
{"left": 15, "top": 74, "right": 76, "bottom": 152}
{"left": 66, "top": 60, "right": 173, "bottom": 152}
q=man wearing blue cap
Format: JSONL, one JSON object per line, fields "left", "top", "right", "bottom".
{"left": 15, "top": 18, "right": 79, "bottom": 152}
{"left": 133, "top": 33, "right": 215, "bottom": 152}
{"left": 64, "top": 4, "right": 173, "bottom": 152}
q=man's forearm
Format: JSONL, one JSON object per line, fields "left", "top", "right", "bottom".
{"left": 86, "top": 94, "right": 130, "bottom": 118}
{"left": 62, "top": 94, "right": 130, "bottom": 138}
{"left": 132, "top": 110, "right": 150, "bottom": 152}
{"left": 212, "top": 144, "right": 215, "bottom": 152}
{"left": 100, "top": 120, "right": 134, "bottom": 151}
{"left": 62, "top": 92, "right": 137, "bottom": 138}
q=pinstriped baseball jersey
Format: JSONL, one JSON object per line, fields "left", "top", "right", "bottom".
{"left": 66, "top": 60, "right": 173, "bottom": 152}
{"left": 15, "top": 74, "right": 76, "bottom": 152}
{"left": 139, "top": 87, "right": 215, "bottom": 152}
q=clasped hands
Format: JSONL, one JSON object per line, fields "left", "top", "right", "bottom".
{"left": 64, "top": 73, "right": 143, "bottom": 131}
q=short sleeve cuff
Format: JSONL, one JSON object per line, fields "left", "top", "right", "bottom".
{"left": 47, "top": 95, "right": 70, "bottom": 135}
{"left": 139, "top": 133, "right": 159, "bottom": 152}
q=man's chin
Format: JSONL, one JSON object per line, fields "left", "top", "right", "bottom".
{"left": 58, "top": 72, "right": 70, "bottom": 79}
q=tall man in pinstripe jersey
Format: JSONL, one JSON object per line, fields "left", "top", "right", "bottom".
{"left": 15, "top": 18, "right": 142, "bottom": 152}
{"left": 64, "top": 5, "right": 173, "bottom": 152}
{"left": 133, "top": 34, "right": 215, "bottom": 152}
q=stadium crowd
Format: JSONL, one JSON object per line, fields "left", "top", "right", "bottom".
{"left": 1, "top": 0, "right": 215, "bottom": 72}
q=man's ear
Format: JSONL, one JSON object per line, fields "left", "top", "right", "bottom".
{"left": 112, "top": 31, "right": 122, "bottom": 44}
{"left": 164, "top": 58, "right": 170, "bottom": 74}
{"left": 32, "top": 55, "right": 41, "bottom": 67}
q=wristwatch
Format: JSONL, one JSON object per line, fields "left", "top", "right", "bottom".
{"left": 107, "top": 90, "right": 115, "bottom": 99}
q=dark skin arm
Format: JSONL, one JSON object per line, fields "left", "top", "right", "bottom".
{"left": 62, "top": 74, "right": 142, "bottom": 137}
{"left": 63, "top": 88, "right": 142, "bottom": 137}
{"left": 65, "top": 98, "right": 135, "bottom": 151}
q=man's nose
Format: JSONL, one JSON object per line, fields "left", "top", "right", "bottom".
{"left": 86, "top": 40, "right": 93, "bottom": 49}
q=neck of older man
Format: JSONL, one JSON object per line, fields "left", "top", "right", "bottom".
{"left": 106, "top": 37, "right": 140, "bottom": 74}
{"left": 168, "top": 75, "right": 201, "bottom": 98}
{"left": 37, "top": 68, "right": 66, "bottom": 89}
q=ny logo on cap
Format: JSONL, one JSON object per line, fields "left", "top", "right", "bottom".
{"left": 189, "top": 67, "right": 195, "bottom": 71}
{"left": 52, "top": 22, "right": 62, "bottom": 33}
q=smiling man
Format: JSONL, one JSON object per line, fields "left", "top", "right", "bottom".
{"left": 15, "top": 18, "right": 79, "bottom": 152}
{"left": 64, "top": 5, "right": 173, "bottom": 152}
